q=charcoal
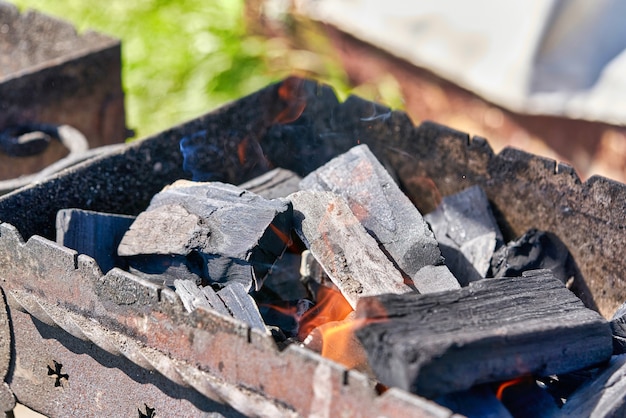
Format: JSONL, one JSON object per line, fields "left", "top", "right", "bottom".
{"left": 288, "top": 190, "right": 414, "bottom": 309}
{"left": 412, "top": 265, "right": 461, "bottom": 293}
{"left": 126, "top": 254, "right": 204, "bottom": 288}
{"left": 355, "top": 270, "right": 613, "bottom": 398}
{"left": 259, "top": 252, "right": 309, "bottom": 302}
{"left": 56, "top": 208, "right": 135, "bottom": 273}
{"left": 437, "top": 243, "right": 484, "bottom": 286}
{"left": 118, "top": 180, "right": 292, "bottom": 291}
{"left": 610, "top": 301, "right": 626, "bottom": 354}
{"left": 217, "top": 282, "right": 267, "bottom": 332}
{"left": 425, "top": 185, "right": 502, "bottom": 283}
{"left": 299, "top": 249, "right": 334, "bottom": 292}
{"left": 554, "top": 354, "right": 626, "bottom": 417}
{"left": 300, "top": 144, "right": 444, "bottom": 281}
{"left": 490, "top": 229, "right": 575, "bottom": 284}
{"left": 538, "top": 368, "right": 600, "bottom": 403}
{"left": 434, "top": 385, "right": 512, "bottom": 418}
{"left": 238, "top": 167, "right": 301, "bottom": 199}
{"left": 259, "top": 299, "right": 313, "bottom": 338}
{"left": 496, "top": 378, "right": 560, "bottom": 417}
{"left": 174, "top": 279, "right": 229, "bottom": 316}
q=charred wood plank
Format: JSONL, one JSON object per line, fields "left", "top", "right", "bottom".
{"left": 300, "top": 144, "right": 446, "bottom": 282}
{"left": 355, "top": 270, "right": 613, "bottom": 398}
{"left": 118, "top": 180, "right": 292, "bottom": 291}
{"left": 289, "top": 190, "right": 413, "bottom": 309}
{"left": 56, "top": 208, "right": 135, "bottom": 273}
{"left": 238, "top": 167, "right": 301, "bottom": 199}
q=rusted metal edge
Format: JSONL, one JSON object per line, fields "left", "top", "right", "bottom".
{"left": 0, "top": 222, "right": 453, "bottom": 417}
{"left": 0, "top": 287, "right": 15, "bottom": 414}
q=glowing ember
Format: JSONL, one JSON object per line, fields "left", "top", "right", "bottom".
{"left": 495, "top": 376, "right": 532, "bottom": 400}
{"left": 274, "top": 77, "right": 307, "bottom": 124}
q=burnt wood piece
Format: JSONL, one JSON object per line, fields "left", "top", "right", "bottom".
{"left": 355, "top": 270, "right": 613, "bottom": 398}
{"left": 238, "top": 167, "right": 301, "bottom": 199}
{"left": 490, "top": 228, "right": 578, "bottom": 286}
{"left": 217, "top": 282, "right": 267, "bottom": 332}
{"left": 288, "top": 190, "right": 413, "bottom": 309}
{"left": 173, "top": 279, "right": 229, "bottom": 316}
{"left": 425, "top": 185, "right": 502, "bottom": 284}
{"left": 56, "top": 208, "right": 135, "bottom": 273}
{"left": 610, "top": 301, "right": 626, "bottom": 354}
{"left": 555, "top": 354, "right": 626, "bottom": 417}
{"left": 300, "top": 144, "right": 444, "bottom": 280}
{"left": 118, "top": 180, "right": 292, "bottom": 291}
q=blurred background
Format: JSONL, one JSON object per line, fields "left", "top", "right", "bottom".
{"left": 7, "top": 0, "right": 626, "bottom": 182}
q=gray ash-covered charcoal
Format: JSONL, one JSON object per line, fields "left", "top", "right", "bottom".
{"left": 118, "top": 180, "right": 292, "bottom": 291}
{"left": 355, "top": 270, "right": 613, "bottom": 399}
{"left": 610, "top": 301, "right": 626, "bottom": 354}
{"left": 174, "top": 279, "right": 229, "bottom": 316}
{"left": 411, "top": 265, "right": 461, "bottom": 294}
{"left": 425, "top": 185, "right": 502, "bottom": 284}
{"left": 238, "top": 167, "right": 301, "bottom": 199}
{"left": 217, "top": 282, "right": 267, "bottom": 332}
{"left": 56, "top": 208, "right": 135, "bottom": 273}
{"left": 288, "top": 190, "right": 413, "bottom": 309}
{"left": 490, "top": 228, "right": 577, "bottom": 284}
{"left": 555, "top": 354, "right": 626, "bottom": 418}
{"left": 300, "top": 144, "right": 444, "bottom": 281}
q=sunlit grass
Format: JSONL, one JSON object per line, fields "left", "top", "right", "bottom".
{"left": 11, "top": 0, "right": 284, "bottom": 138}
{"left": 10, "top": 1, "right": 403, "bottom": 139}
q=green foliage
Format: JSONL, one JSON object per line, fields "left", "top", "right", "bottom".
{"left": 11, "top": 1, "right": 404, "bottom": 139}
{"left": 12, "top": 0, "right": 281, "bottom": 138}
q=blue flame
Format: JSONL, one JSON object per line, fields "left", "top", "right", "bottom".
{"left": 179, "top": 130, "right": 221, "bottom": 182}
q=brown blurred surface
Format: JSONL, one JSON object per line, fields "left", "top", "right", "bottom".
{"left": 247, "top": 2, "right": 626, "bottom": 183}
{"left": 322, "top": 25, "right": 626, "bottom": 183}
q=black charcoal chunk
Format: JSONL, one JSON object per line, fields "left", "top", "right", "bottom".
{"left": 610, "top": 301, "right": 626, "bottom": 354}
{"left": 56, "top": 208, "right": 135, "bottom": 273}
{"left": 490, "top": 229, "right": 575, "bottom": 284}
{"left": 118, "top": 180, "right": 292, "bottom": 291}
{"left": 126, "top": 254, "right": 204, "bottom": 288}
{"left": 435, "top": 385, "right": 512, "bottom": 418}
{"left": 260, "top": 252, "right": 309, "bottom": 302}
{"left": 555, "top": 354, "right": 626, "bottom": 417}
{"left": 355, "top": 270, "right": 613, "bottom": 399}
{"left": 425, "top": 185, "right": 502, "bottom": 283}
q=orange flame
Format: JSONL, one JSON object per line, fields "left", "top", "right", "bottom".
{"left": 298, "top": 285, "right": 353, "bottom": 340}
{"left": 495, "top": 376, "right": 532, "bottom": 400}
{"left": 274, "top": 77, "right": 307, "bottom": 124}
